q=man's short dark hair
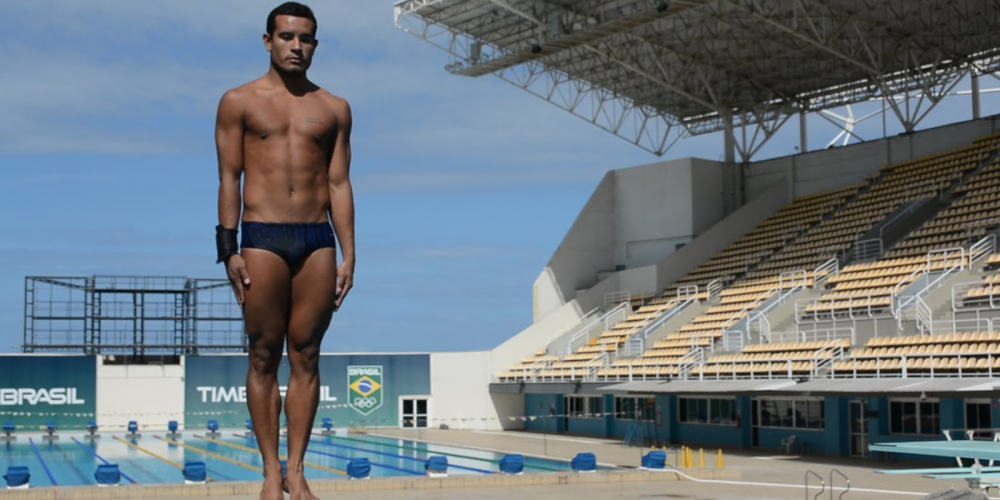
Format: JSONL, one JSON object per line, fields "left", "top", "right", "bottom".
{"left": 267, "top": 2, "right": 317, "bottom": 36}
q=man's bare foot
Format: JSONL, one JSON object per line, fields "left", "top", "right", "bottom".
{"left": 285, "top": 472, "right": 319, "bottom": 500}
{"left": 258, "top": 472, "right": 285, "bottom": 500}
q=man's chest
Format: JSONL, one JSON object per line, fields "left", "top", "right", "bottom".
{"left": 244, "top": 98, "right": 337, "bottom": 145}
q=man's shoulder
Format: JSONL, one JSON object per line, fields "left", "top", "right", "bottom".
{"left": 221, "top": 80, "right": 268, "bottom": 102}
{"left": 314, "top": 88, "right": 350, "bottom": 113}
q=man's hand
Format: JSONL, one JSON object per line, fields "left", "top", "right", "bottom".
{"left": 334, "top": 260, "right": 354, "bottom": 311}
{"left": 226, "top": 255, "right": 251, "bottom": 307}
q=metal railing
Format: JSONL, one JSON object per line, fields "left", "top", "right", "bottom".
{"left": 744, "top": 270, "right": 810, "bottom": 343}
{"left": 969, "top": 234, "right": 996, "bottom": 267}
{"left": 795, "top": 292, "right": 893, "bottom": 324}
{"left": 952, "top": 280, "right": 999, "bottom": 313}
{"left": 914, "top": 296, "right": 933, "bottom": 335}
{"left": 813, "top": 258, "right": 839, "bottom": 287}
{"left": 706, "top": 278, "right": 724, "bottom": 299}
{"left": 692, "top": 343, "right": 847, "bottom": 381}
{"left": 621, "top": 294, "right": 695, "bottom": 358}
{"left": 676, "top": 347, "right": 705, "bottom": 379}
{"left": 603, "top": 291, "right": 631, "bottom": 311}
{"left": 769, "top": 327, "right": 855, "bottom": 345}
{"left": 895, "top": 252, "right": 965, "bottom": 329}
{"left": 878, "top": 199, "right": 922, "bottom": 239}
{"left": 551, "top": 303, "right": 627, "bottom": 358}
{"left": 849, "top": 238, "right": 883, "bottom": 262}
{"left": 827, "top": 352, "right": 1000, "bottom": 378}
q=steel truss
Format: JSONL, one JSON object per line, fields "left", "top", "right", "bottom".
{"left": 395, "top": 0, "right": 1000, "bottom": 158}
{"left": 23, "top": 275, "right": 245, "bottom": 356}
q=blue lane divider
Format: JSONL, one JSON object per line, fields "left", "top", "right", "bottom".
{"left": 28, "top": 437, "right": 58, "bottom": 486}
{"left": 71, "top": 437, "right": 138, "bottom": 484}
{"left": 273, "top": 439, "right": 422, "bottom": 476}
{"left": 305, "top": 438, "right": 493, "bottom": 474}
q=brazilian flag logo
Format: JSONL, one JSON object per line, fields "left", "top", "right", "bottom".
{"left": 347, "top": 365, "right": 383, "bottom": 415}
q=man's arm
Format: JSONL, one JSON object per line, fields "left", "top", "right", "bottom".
{"left": 216, "top": 89, "right": 251, "bottom": 306}
{"left": 328, "top": 98, "right": 354, "bottom": 310}
{"left": 217, "top": 89, "right": 245, "bottom": 230}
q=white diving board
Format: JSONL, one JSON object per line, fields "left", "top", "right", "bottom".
{"left": 877, "top": 466, "right": 1000, "bottom": 475}
{"left": 870, "top": 440, "right": 1000, "bottom": 462}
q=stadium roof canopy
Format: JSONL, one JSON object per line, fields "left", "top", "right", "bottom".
{"left": 394, "top": 0, "right": 1000, "bottom": 156}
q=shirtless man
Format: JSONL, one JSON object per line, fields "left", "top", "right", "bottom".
{"left": 215, "top": 3, "right": 354, "bottom": 499}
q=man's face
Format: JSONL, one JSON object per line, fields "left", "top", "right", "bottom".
{"left": 264, "top": 15, "right": 317, "bottom": 74}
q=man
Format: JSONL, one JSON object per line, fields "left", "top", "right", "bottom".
{"left": 215, "top": 3, "right": 354, "bottom": 499}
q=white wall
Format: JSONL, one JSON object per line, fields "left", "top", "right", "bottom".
{"left": 429, "top": 351, "right": 496, "bottom": 430}
{"left": 656, "top": 180, "right": 789, "bottom": 291}
{"left": 96, "top": 357, "right": 185, "bottom": 431}
{"left": 536, "top": 158, "right": 726, "bottom": 319}
{"left": 537, "top": 171, "right": 617, "bottom": 319}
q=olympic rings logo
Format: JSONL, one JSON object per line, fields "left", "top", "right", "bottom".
{"left": 353, "top": 397, "right": 377, "bottom": 409}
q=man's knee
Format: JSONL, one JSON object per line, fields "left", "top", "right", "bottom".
{"left": 248, "top": 337, "right": 284, "bottom": 375}
{"left": 288, "top": 339, "right": 320, "bottom": 373}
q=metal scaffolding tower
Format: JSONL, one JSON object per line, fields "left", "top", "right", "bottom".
{"left": 23, "top": 275, "right": 245, "bottom": 356}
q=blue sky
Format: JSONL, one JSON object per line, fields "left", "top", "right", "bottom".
{"left": 1, "top": 1, "right": 996, "bottom": 354}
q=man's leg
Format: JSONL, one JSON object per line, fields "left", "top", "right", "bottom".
{"left": 284, "top": 247, "right": 337, "bottom": 500}
{"left": 241, "top": 249, "right": 292, "bottom": 500}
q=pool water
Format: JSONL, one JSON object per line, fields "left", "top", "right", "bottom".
{"left": 0, "top": 431, "right": 585, "bottom": 486}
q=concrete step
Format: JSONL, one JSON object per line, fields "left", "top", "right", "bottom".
{"left": 767, "top": 285, "right": 828, "bottom": 334}
{"left": 642, "top": 299, "right": 711, "bottom": 348}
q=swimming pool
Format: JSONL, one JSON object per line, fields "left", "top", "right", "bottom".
{"left": 0, "top": 431, "right": 584, "bottom": 486}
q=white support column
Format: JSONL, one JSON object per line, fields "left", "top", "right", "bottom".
{"left": 972, "top": 71, "right": 981, "bottom": 120}
{"left": 724, "top": 111, "right": 736, "bottom": 164}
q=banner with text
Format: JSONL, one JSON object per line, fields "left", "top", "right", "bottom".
{"left": 184, "top": 354, "right": 430, "bottom": 428}
{"left": 0, "top": 356, "right": 96, "bottom": 430}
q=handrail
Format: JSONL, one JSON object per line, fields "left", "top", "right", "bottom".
{"left": 914, "top": 296, "right": 932, "bottom": 335}
{"left": 891, "top": 266, "right": 927, "bottom": 314}
{"left": 952, "top": 280, "right": 1000, "bottom": 313}
{"left": 706, "top": 278, "right": 723, "bottom": 299}
{"left": 829, "top": 468, "right": 850, "bottom": 500}
{"left": 563, "top": 302, "right": 630, "bottom": 357}
{"left": 678, "top": 284, "right": 699, "bottom": 299}
{"left": 927, "top": 246, "right": 966, "bottom": 270}
{"left": 745, "top": 276, "right": 808, "bottom": 342}
{"left": 621, "top": 297, "right": 695, "bottom": 357}
{"left": 879, "top": 201, "right": 920, "bottom": 239}
{"left": 849, "top": 238, "right": 883, "bottom": 262}
{"left": 896, "top": 261, "right": 963, "bottom": 326}
{"left": 969, "top": 234, "right": 996, "bottom": 267}
{"left": 678, "top": 348, "right": 705, "bottom": 380}
{"left": 604, "top": 291, "right": 631, "bottom": 311}
{"left": 813, "top": 258, "right": 839, "bottom": 286}
{"left": 805, "top": 469, "right": 825, "bottom": 500}
{"left": 723, "top": 287, "right": 778, "bottom": 334}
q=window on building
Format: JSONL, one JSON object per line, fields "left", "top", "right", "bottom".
{"left": 965, "top": 400, "right": 992, "bottom": 438}
{"left": 678, "top": 397, "right": 736, "bottom": 425}
{"left": 565, "top": 396, "right": 585, "bottom": 417}
{"left": 615, "top": 396, "right": 636, "bottom": 420}
{"left": 756, "top": 398, "right": 824, "bottom": 430}
{"left": 890, "top": 399, "right": 940, "bottom": 435}
{"left": 615, "top": 396, "right": 654, "bottom": 421}
{"left": 588, "top": 396, "right": 603, "bottom": 417}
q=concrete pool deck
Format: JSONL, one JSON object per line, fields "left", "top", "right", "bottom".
{"left": 0, "top": 428, "right": 979, "bottom": 499}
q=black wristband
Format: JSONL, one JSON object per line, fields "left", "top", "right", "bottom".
{"left": 215, "top": 225, "right": 239, "bottom": 264}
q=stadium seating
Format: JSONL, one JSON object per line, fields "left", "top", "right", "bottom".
{"left": 503, "top": 131, "right": 1000, "bottom": 383}
{"left": 691, "top": 339, "right": 849, "bottom": 378}
{"left": 830, "top": 331, "right": 1000, "bottom": 375}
